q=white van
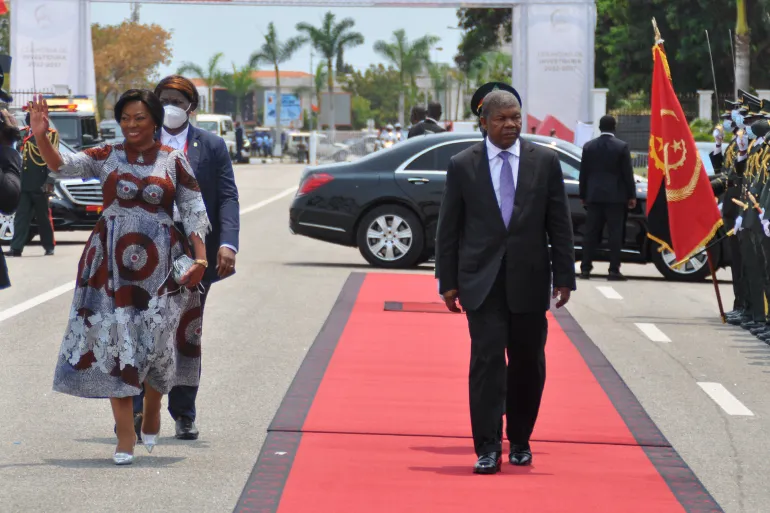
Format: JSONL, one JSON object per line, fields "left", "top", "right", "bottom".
{"left": 194, "top": 114, "right": 238, "bottom": 157}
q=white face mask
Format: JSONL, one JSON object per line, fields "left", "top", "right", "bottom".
{"left": 163, "top": 105, "right": 189, "bottom": 130}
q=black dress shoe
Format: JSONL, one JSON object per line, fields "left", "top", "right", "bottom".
{"left": 44, "top": 249, "right": 54, "bottom": 256}
{"left": 113, "top": 413, "right": 143, "bottom": 442}
{"left": 4, "top": 250, "right": 20, "bottom": 257}
{"left": 728, "top": 315, "right": 750, "bottom": 326}
{"left": 509, "top": 444, "right": 533, "bottom": 466}
{"left": 761, "top": 331, "right": 770, "bottom": 343}
{"left": 473, "top": 452, "right": 502, "bottom": 474}
{"left": 741, "top": 321, "right": 763, "bottom": 330}
{"left": 175, "top": 416, "right": 199, "bottom": 440}
{"left": 578, "top": 271, "right": 590, "bottom": 280}
{"left": 750, "top": 325, "right": 769, "bottom": 336}
{"left": 607, "top": 271, "right": 628, "bottom": 281}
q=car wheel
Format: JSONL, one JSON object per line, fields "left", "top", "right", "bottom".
{"left": 651, "top": 243, "right": 717, "bottom": 282}
{"left": 356, "top": 205, "right": 424, "bottom": 269}
{"left": 0, "top": 212, "right": 14, "bottom": 245}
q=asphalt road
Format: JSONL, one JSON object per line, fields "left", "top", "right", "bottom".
{"left": 0, "top": 162, "right": 764, "bottom": 513}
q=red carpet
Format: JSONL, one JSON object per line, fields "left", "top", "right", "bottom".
{"left": 236, "top": 273, "right": 722, "bottom": 513}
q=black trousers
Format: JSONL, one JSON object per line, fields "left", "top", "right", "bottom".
{"left": 134, "top": 281, "right": 210, "bottom": 420}
{"left": 465, "top": 265, "right": 548, "bottom": 456}
{"left": 760, "top": 235, "right": 770, "bottom": 321}
{"left": 727, "top": 229, "right": 745, "bottom": 311}
{"left": 11, "top": 192, "right": 54, "bottom": 252}
{"left": 740, "top": 230, "right": 765, "bottom": 322}
{"left": 581, "top": 202, "right": 626, "bottom": 274}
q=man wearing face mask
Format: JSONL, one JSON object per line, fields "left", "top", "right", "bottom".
{"left": 125, "top": 75, "right": 240, "bottom": 442}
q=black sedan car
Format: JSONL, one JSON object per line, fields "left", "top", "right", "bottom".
{"left": 289, "top": 132, "right": 730, "bottom": 281}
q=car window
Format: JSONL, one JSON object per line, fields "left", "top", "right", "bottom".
{"left": 52, "top": 117, "right": 79, "bottom": 144}
{"left": 559, "top": 155, "right": 580, "bottom": 180}
{"left": 405, "top": 141, "right": 477, "bottom": 171}
{"left": 224, "top": 119, "right": 234, "bottom": 132}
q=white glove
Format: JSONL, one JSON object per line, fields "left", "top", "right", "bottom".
{"left": 763, "top": 219, "right": 770, "bottom": 237}
{"left": 761, "top": 208, "right": 766, "bottom": 221}
{"left": 737, "top": 132, "right": 749, "bottom": 152}
{"left": 718, "top": 202, "right": 723, "bottom": 213}
{"left": 735, "top": 215, "right": 744, "bottom": 232}
{"left": 713, "top": 128, "right": 724, "bottom": 146}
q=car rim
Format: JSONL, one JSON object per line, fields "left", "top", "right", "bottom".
{"left": 366, "top": 215, "right": 413, "bottom": 262}
{"left": 660, "top": 247, "right": 708, "bottom": 274}
{"left": 0, "top": 213, "right": 14, "bottom": 242}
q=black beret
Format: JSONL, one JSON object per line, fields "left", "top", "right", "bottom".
{"left": 471, "top": 82, "right": 522, "bottom": 117}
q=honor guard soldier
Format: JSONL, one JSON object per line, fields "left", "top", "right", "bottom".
{"left": 713, "top": 98, "right": 750, "bottom": 322}
{"left": 6, "top": 113, "right": 58, "bottom": 257}
{"left": 730, "top": 91, "right": 765, "bottom": 329}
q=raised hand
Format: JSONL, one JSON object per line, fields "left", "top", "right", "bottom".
{"left": 28, "top": 94, "right": 50, "bottom": 137}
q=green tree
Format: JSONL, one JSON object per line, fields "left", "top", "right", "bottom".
{"left": 250, "top": 22, "right": 305, "bottom": 156}
{"left": 350, "top": 95, "right": 374, "bottom": 129}
{"left": 454, "top": 9, "right": 511, "bottom": 73}
{"left": 0, "top": 13, "right": 9, "bottom": 55}
{"left": 373, "top": 29, "right": 438, "bottom": 125}
{"left": 219, "top": 63, "right": 258, "bottom": 122}
{"left": 297, "top": 12, "right": 365, "bottom": 135}
{"left": 342, "top": 64, "right": 401, "bottom": 128}
{"left": 178, "top": 52, "right": 224, "bottom": 113}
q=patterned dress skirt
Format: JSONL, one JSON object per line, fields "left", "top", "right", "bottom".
{"left": 52, "top": 213, "right": 203, "bottom": 398}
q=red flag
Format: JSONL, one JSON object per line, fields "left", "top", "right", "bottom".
{"left": 0, "top": 1, "right": 8, "bottom": 15}
{"left": 646, "top": 31, "right": 722, "bottom": 262}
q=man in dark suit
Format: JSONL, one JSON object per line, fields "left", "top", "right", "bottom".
{"left": 128, "top": 75, "right": 240, "bottom": 441}
{"left": 578, "top": 115, "right": 636, "bottom": 281}
{"left": 408, "top": 101, "right": 446, "bottom": 138}
{"left": 436, "top": 82, "right": 575, "bottom": 474}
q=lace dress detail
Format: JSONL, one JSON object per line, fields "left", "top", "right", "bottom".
{"left": 52, "top": 143, "right": 210, "bottom": 398}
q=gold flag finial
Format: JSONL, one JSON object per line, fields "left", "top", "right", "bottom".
{"left": 652, "top": 18, "right": 663, "bottom": 45}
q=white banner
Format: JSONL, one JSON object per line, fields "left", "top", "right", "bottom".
{"left": 10, "top": 0, "right": 96, "bottom": 98}
{"left": 88, "top": 0, "right": 562, "bottom": 5}
{"left": 512, "top": 3, "right": 594, "bottom": 141}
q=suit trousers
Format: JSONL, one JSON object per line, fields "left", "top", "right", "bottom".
{"left": 581, "top": 202, "right": 626, "bottom": 274}
{"left": 728, "top": 230, "right": 746, "bottom": 311}
{"left": 11, "top": 192, "right": 54, "bottom": 252}
{"left": 465, "top": 264, "right": 548, "bottom": 456}
{"left": 134, "top": 281, "right": 210, "bottom": 420}
{"left": 740, "top": 230, "right": 765, "bottom": 322}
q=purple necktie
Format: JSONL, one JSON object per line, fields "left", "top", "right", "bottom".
{"left": 499, "top": 151, "right": 515, "bottom": 227}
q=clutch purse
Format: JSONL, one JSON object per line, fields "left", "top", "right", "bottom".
{"left": 172, "top": 254, "right": 196, "bottom": 284}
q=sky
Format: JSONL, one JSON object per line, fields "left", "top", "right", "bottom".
{"left": 90, "top": 3, "right": 465, "bottom": 77}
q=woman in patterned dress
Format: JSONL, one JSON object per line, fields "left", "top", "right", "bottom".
{"left": 28, "top": 90, "right": 210, "bottom": 465}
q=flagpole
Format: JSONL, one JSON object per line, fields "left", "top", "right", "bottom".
{"left": 705, "top": 248, "right": 726, "bottom": 323}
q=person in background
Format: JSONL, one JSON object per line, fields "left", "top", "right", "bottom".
{"left": 578, "top": 115, "right": 637, "bottom": 281}
{"left": 408, "top": 105, "right": 426, "bottom": 135}
{"left": 129, "top": 75, "right": 240, "bottom": 442}
{"left": 530, "top": 126, "right": 537, "bottom": 134}
{"left": 234, "top": 121, "right": 245, "bottom": 163}
{"left": 0, "top": 109, "right": 22, "bottom": 289}
{"left": 549, "top": 128, "right": 557, "bottom": 138}
{"left": 7, "top": 113, "right": 58, "bottom": 257}
{"left": 394, "top": 122, "right": 404, "bottom": 142}
{"left": 409, "top": 101, "right": 446, "bottom": 137}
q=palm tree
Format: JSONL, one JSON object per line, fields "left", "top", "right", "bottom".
{"left": 219, "top": 63, "right": 259, "bottom": 122}
{"left": 473, "top": 51, "right": 512, "bottom": 84}
{"left": 734, "top": 0, "right": 750, "bottom": 95}
{"left": 374, "top": 29, "right": 439, "bottom": 125}
{"left": 178, "top": 52, "right": 224, "bottom": 113}
{"left": 428, "top": 62, "right": 451, "bottom": 103}
{"left": 297, "top": 12, "right": 365, "bottom": 137}
{"left": 250, "top": 22, "right": 306, "bottom": 157}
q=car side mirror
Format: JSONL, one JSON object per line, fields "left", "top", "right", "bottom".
{"left": 82, "top": 134, "right": 94, "bottom": 145}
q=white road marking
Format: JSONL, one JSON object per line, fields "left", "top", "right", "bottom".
{"left": 635, "top": 322, "right": 671, "bottom": 343}
{"left": 697, "top": 382, "right": 754, "bottom": 416}
{"left": 0, "top": 281, "right": 75, "bottom": 325}
{"left": 240, "top": 186, "right": 298, "bottom": 215}
{"left": 596, "top": 286, "right": 623, "bottom": 300}
{"left": 0, "top": 187, "right": 298, "bottom": 324}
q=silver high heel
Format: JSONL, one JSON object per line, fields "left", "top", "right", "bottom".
{"left": 141, "top": 430, "right": 159, "bottom": 453}
{"left": 113, "top": 436, "right": 137, "bottom": 465}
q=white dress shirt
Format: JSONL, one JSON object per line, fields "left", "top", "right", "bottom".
{"left": 161, "top": 126, "right": 189, "bottom": 151}
{"left": 162, "top": 125, "right": 238, "bottom": 255}
{"left": 486, "top": 137, "right": 521, "bottom": 207}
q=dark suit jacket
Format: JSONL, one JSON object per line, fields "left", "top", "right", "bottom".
{"left": 579, "top": 134, "right": 636, "bottom": 204}
{"left": 184, "top": 125, "right": 240, "bottom": 283}
{"left": 408, "top": 119, "right": 446, "bottom": 138}
{"left": 436, "top": 139, "right": 575, "bottom": 313}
